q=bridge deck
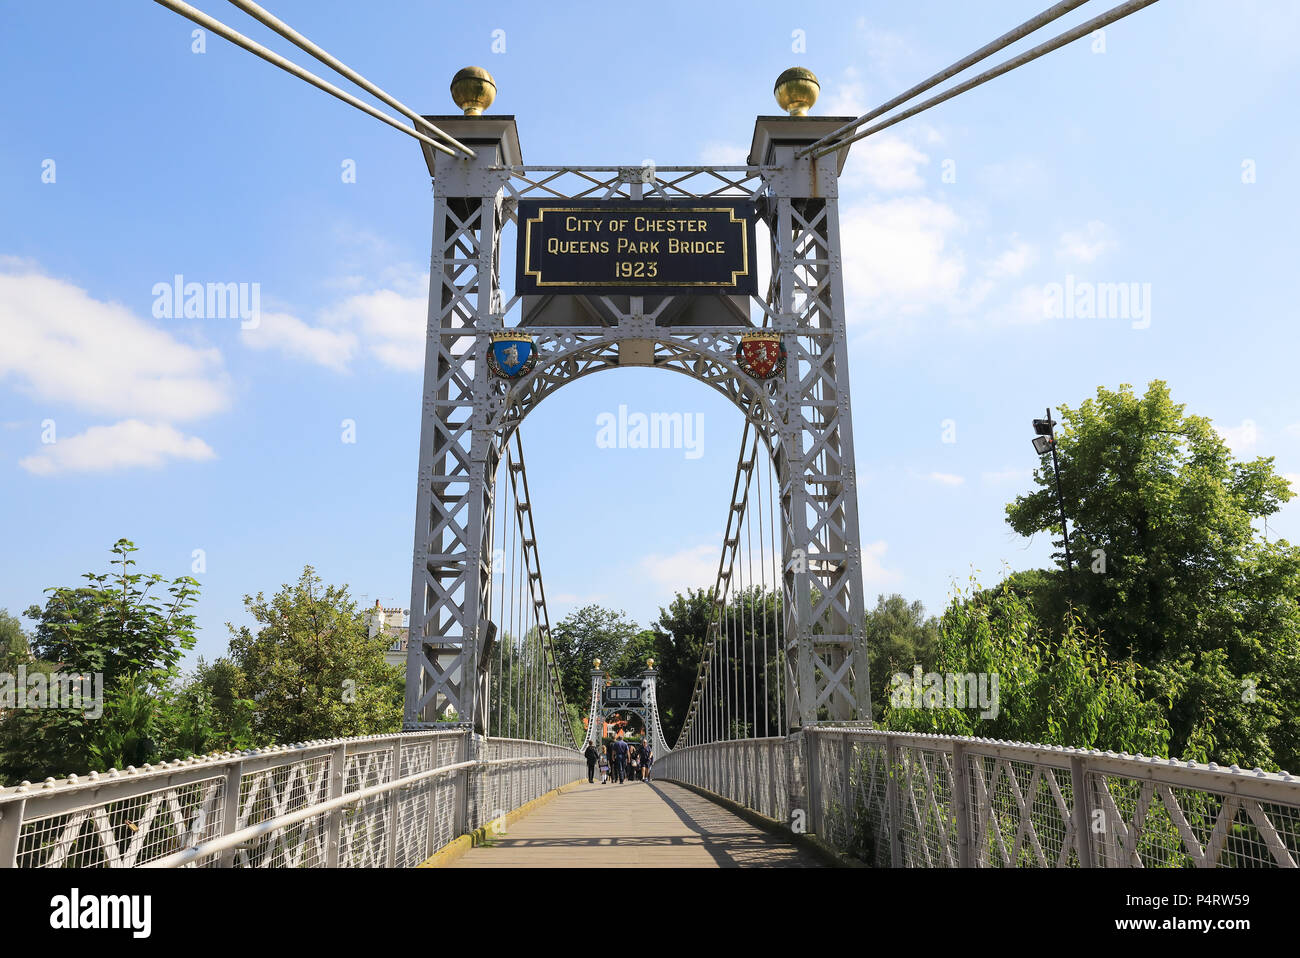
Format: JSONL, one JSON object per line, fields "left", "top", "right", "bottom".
{"left": 447, "top": 780, "right": 824, "bottom": 868}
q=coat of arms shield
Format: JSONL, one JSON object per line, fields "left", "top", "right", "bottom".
{"left": 488, "top": 332, "right": 537, "bottom": 378}
{"left": 735, "top": 332, "right": 786, "bottom": 380}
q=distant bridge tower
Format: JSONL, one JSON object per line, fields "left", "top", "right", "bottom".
{"left": 405, "top": 67, "right": 869, "bottom": 731}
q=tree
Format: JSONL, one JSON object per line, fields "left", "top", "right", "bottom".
{"left": 163, "top": 657, "right": 260, "bottom": 754}
{"left": 226, "top": 566, "right": 402, "bottom": 743}
{"left": 1004, "top": 381, "right": 1300, "bottom": 769}
{"left": 612, "top": 629, "right": 659, "bottom": 680}
{"left": 652, "top": 588, "right": 715, "bottom": 743}
{"left": 24, "top": 539, "right": 199, "bottom": 687}
{"left": 550, "top": 605, "right": 641, "bottom": 709}
{"left": 884, "top": 577, "right": 1170, "bottom": 756}
{"left": 1, "top": 540, "right": 200, "bottom": 783}
{"left": 865, "top": 594, "right": 940, "bottom": 721}
{"left": 0, "top": 609, "right": 32, "bottom": 674}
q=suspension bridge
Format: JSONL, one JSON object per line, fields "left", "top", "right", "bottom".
{"left": 3, "top": 0, "right": 1300, "bottom": 871}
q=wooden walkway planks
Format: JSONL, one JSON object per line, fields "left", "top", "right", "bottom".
{"left": 447, "top": 780, "right": 824, "bottom": 868}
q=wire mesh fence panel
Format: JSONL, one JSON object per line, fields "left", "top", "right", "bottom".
{"left": 231, "top": 757, "right": 332, "bottom": 868}
{"left": 1088, "top": 772, "right": 1300, "bottom": 868}
{"left": 893, "top": 745, "right": 957, "bottom": 868}
{"left": 844, "top": 738, "right": 892, "bottom": 868}
{"left": 337, "top": 793, "right": 389, "bottom": 868}
{"left": 15, "top": 775, "right": 228, "bottom": 868}
{"left": 344, "top": 747, "right": 393, "bottom": 793}
{"left": 813, "top": 733, "right": 849, "bottom": 851}
{"left": 966, "top": 752, "right": 1076, "bottom": 868}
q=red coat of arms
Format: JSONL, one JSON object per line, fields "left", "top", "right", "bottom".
{"left": 735, "top": 332, "right": 786, "bottom": 380}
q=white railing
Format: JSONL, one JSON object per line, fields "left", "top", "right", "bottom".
{"left": 657, "top": 728, "right": 1300, "bottom": 868}
{"left": 0, "top": 731, "right": 582, "bottom": 868}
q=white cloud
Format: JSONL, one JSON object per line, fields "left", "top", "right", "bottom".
{"left": 861, "top": 540, "right": 903, "bottom": 589}
{"left": 843, "top": 133, "right": 931, "bottom": 192}
{"left": 847, "top": 22, "right": 917, "bottom": 90}
{"left": 986, "top": 238, "right": 1036, "bottom": 280}
{"left": 0, "top": 266, "right": 228, "bottom": 422}
{"left": 640, "top": 544, "right": 718, "bottom": 594}
{"left": 822, "top": 66, "right": 868, "bottom": 117}
{"left": 995, "top": 284, "right": 1053, "bottom": 326}
{"left": 927, "top": 472, "right": 965, "bottom": 486}
{"left": 322, "top": 285, "right": 427, "bottom": 372}
{"left": 1057, "top": 221, "right": 1114, "bottom": 264}
{"left": 1217, "top": 419, "right": 1259, "bottom": 454}
{"left": 19, "top": 420, "right": 216, "bottom": 476}
{"left": 244, "top": 266, "right": 428, "bottom": 373}
{"left": 241, "top": 310, "right": 357, "bottom": 371}
{"left": 1284, "top": 423, "right": 1300, "bottom": 438}
{"left": 839, "top": 197, "right": 965, "bottom": 324}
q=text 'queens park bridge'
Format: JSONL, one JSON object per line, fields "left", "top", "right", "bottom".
{"left": 4, "top": 0, "right": 1300, "bottom": 870}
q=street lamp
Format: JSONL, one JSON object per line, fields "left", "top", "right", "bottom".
{"left": 1031, "top": 408, "right": 1073, "bottom": 578}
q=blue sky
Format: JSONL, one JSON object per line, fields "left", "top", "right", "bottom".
{"left": 2, "top": 1, "right": 1299, "bottom": 668}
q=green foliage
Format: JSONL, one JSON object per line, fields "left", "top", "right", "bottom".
{"left": 84, "top": 672, "right": 157, "bottom": 772}
{"left": 550, "top": 604, "right": 641, "bottom": 708}
{"left": 0, "top": 609, "right": 32, "bottom": 673}
{"left": 1004, "top": 381, "right": 1300, "bottom": 770}
{"left": 0, "top": 540, "right": 201, "bottom": 783}
{"left": 23, "top": 539, "right": 199, "bottom": 687}
{"left": 225, "top": 566, "right": 403, "bottom": 743}
{"left": 612, "top": 629, "right": 659, "bottom": 680}
{"left": 884, "top": 576, "right": 1170, "bottom": 756}
{"left": 865, "top": 593, "right": 940, "bottom": 721}
{"left": 652, "top": 588, "right": 714, "bottom": 743}
{"left": 686, "top": 586, "right": 785, "bottom": 737}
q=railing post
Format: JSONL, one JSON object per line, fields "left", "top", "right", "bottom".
{"left": 885, "top": 735, "right": 903, "bottom": 868}
{"left": 1070, "top": 755, "right": 1095, "bottom": 868}
{"left": 840, "top": 732, "right": 853, "bottom": 848}
{"left": 465, "top": 731, "right": 481, "bottom": 831}
{"left": 0, "top": 798, "right": 26, "bottom": 868}
{"left": 218, "top": 759, "right": 245, "bottom": 868}
{"left": 768, "top": 742, "right": 778, "bottom": 819}
{"left": 325, "top": 744, "right": 347, "bottom": 868}
{"left": 950, "top": 741, "right": 973, "bottom": 868}
{"left": 807, "top": 730, "right": 823, "bottom": 837}
{"left": 385, "top": 738, "right": 403, "bottom": 868}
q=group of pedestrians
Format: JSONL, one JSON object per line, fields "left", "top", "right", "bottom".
{"left": 584, "top": 732, "right": 652, "bottom": 784}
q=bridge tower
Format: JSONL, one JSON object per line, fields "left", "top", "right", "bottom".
{"left": 406, "top": 68, "right": 869, "bottom": 732}
{"left": 584, "top": 660, "right": 663, "bottom": 751}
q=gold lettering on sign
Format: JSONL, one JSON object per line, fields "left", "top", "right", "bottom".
{"left": 522, "top": 205, "right": 751, "bottom": 288}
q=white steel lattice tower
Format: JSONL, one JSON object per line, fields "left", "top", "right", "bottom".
{"left": 406, "top": 87, "right": 870, "bottom": 731}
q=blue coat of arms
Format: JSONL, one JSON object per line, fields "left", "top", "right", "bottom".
{"left": 488, "top": 333, "right": 537, "bottom": 378}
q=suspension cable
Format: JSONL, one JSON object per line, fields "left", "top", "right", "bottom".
{"left": 150, "top": 0, "right": 462, "bottom": 157}
{"left": 797, "top": 0, "right": 1091, "bottom": 158}
{"left": 225, "top": 0, "right": 475, "bottom": 157}
{"left": 806, "top": 0, "right": 1161, "bottom": 160}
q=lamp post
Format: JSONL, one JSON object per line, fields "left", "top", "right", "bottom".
{"left": 1032, "top": 408, "right": 1073, "bottom": 579}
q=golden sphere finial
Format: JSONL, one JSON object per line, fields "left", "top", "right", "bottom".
{"left": 774, "top": 67, "right": 819, "bottom": 116}
{"left": 593, "top": 658, "right": 601, "bottom": 670}
{"left": 647, "top": 658, "right": 655, "bottom": 669}
{"left": 451, "top": 66, "right": 496, "bottom": 116}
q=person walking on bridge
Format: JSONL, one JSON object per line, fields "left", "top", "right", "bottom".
{"left": 612, "top": 732, "right": 629, "bottom": 784}
{"left": 605, "top": 736, "right": 619, "bottom": 784}
{"left": 584, "top": 740, "right": 599, "bottom": 783}
{"left": 641, "top": 736, "right": 653, "bottom": 783}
